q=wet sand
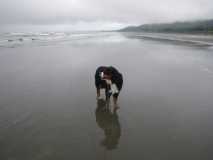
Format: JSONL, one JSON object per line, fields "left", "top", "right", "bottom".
{"left": 0, "top": 32, "right": 213, "bottom": 160}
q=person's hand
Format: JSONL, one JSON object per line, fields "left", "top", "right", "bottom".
{"left": 111, "top": 84, "right": 119, "bottom": 94}
{"left": 105, "top": 79, "right": 112, "bottom": 85}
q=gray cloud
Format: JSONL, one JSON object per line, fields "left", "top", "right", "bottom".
{"left": 0, "top": 0, "right": 213, "bottom": 29}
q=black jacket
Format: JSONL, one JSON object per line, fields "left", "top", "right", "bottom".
{"left": 95, "top": 66, "right": 123, "bottom": 91}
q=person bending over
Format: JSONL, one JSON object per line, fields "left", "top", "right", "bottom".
{"left": 95, "top": 66, "right": 123, "bottom": 105}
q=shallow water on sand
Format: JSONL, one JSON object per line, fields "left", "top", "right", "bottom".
{"left": 0, "top": 32, "right": 213, "bottom": 160}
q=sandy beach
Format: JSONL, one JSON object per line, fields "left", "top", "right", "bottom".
{"left": 0, "top": 32, "right": 213, "bottom": 160}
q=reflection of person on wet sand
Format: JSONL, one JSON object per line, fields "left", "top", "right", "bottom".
{"left": 95, "top": 99, "right": 121, "bottom": 150}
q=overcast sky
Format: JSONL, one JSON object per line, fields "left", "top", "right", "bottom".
{"left": 0, "top": 0, "right": 213, "bottom": 30}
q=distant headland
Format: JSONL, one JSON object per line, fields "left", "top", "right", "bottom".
{"left": 118, "top": 19, "right": 213, "bottom": 34}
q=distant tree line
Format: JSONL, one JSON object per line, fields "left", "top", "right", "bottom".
{"left": 119, "top": 20, "right": 213, "bottom": 34}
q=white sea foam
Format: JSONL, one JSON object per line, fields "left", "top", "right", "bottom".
{"left": 0, "top": 31, "right": 213, "bottom": 48}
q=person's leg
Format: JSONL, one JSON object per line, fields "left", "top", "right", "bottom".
{"left": 95, "top": 79, "right": 103, "bottom": 99}
{"left": 105, "top": 84, "right": 111, "bottom": 101}
{"left": 113, "top": 93, "right": 119, "bottom": 106}
{"left": 95, "top": 67, "right": 103, "bottom": 98}
{"left": 97, "top": 87, "right": 100, "bottom": 98}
